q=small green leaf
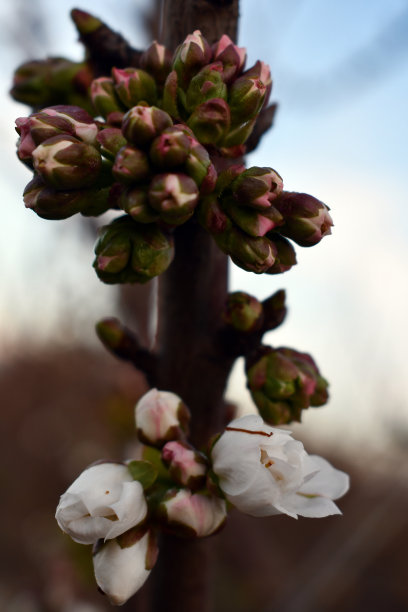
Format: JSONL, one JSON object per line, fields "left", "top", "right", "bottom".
{"left": 127, "top": 460, "right": 158, "bottom": 490}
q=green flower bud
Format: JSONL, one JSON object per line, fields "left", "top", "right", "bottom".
{"left": 90, "top": 77, "right": 125, "bottom": 118}
{"left": 274, "top": 192, "right": 333, "bottom": 247}
{"left": 162, "top": 70, "right": 180, "bottom": 119}
{"left": 246, "top": 346, "right": 328, "bottom": 425}
{"left": 172, "top": 30, "right": 212, "bottom": 85}
{"left": 96, "top": 127, "right": 127, "bottom": 161}
{"left": 229, "top": 61, "right": 271, "bottom": 125}
{"left": 266, "top": 234, "right": 297, "bottom": 274}
{"left": 221, "top": 118, "right": 256, "bottom": 147}
{"left": 32, "top": 134, "right": 101, "bottom": 190}
{"left": 23, "top": 174, "right": 110, "bottom": 220}
{"left": 231, "top": 167, "right": 283, "bottom": 209}
{"left": 184, "top": 139, "right": 217, "bottom": 193}
{"left": 149, "top": 126, "right": 191, "bottom": 168}
{"left": 212, "top": 35, "right": 246, "bottom": 83}
{"left": 185, "top": 63, "right": 227, "bottom": 112}
{"left": 148, "top": 173, "right": 199, "bottom": 225}
{"left": 187, "top": 98, "right": 230, "bottom": 145}
{"left": 94, "top": 216, "right": 174, "bottom": 284}
{"left": 225, "top": 197, "right": 283, "bottom": 237}
{"left": 120, "top": 186, "right": 159, "bottom": 223}
{"left": 112, "top": 145, "right": 150, "bottom": 184}
{"left": 140, "top": 41, "right": 172, "bottom": 86}
{"left": 112, "top": 68, "right": 157, "bottom": 108}
{"left": 215, "top": 226, "right": 277, "bottom": 273}
{"left": 122, "top": 105, "right": 173, "bottom": 147}
{"left": 198, "top": 195, "right": 231, "bottom": 234}
{"left": 223, "top": 291, "right": 263, "bottom": 332}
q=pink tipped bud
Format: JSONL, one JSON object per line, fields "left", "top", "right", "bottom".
{"left": 266, "top": 234, "right": 297, "bottom": 274}
{"left": 184, "top": 139, "right": 217, "bottom": 193}
{"left": 90, "top": 76, "right": 124, "bottom": 118}
{"left": 32, "top": 134, "right": 101, "bottom": 190}
{"left": 149, "top": 126, "right": 191, "bottom": 168}
{"left": 112, "top": 145, "right": 150, "bottom": 184}
{"left": 112, "top": 67, "right": 157, "bottom": 108}
{"left": 148, "top": 173, "right": 199, "bottom": 225}
{"left": 140, "top": 41, "right": 173, "bottom": 85}
{"left": 135, "top": 388, "right": 190, "bottom": 447}
{"left": 226, "top": 199, "right": 283, "bottom": 237}
{"left": 216, "top": 227, "right": 277, "bottom": 274}
{"left": 96, "top": 127, "right": 127, "bottom": 160}
{"left": 122, "top": 105, "right": 173, "bottom": 147}
{"left": 231, "top": 166, "right": 283, "bottom": 209}
{"left": 185, "top": 63, "right": 227, "bottom": 111}
{"left": 158, "top": 489, "right": 227, "bottom": 537}
{"left": 120, "top": 186, "right": 159, "bottom": 223}
{"left": 212, "top": 35, "right": 246, "bottom": 83}
{"left": 274, "top": 192, "right": 333, "bottom": 246}
{"left": 162, "top": 441, "right": 208, "bottom": 490}
{"left": 162, "top": 70, "right": 180, "bottom": 118}
{"left": 172, "top": 30, "right": 212, "bottom": 84}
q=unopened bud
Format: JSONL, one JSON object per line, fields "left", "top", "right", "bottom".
{"left": 212, "top": 35, "right": 246, "bottom": 83}
{"left": 229, "top": 74, "right": 267, "bottom": 125}
{"left": 185, "top": 63, "right": 227, "bottom": 112}
{"left": 96, "top": 127, "right": 127, "bottom": 160}
{"left": 226, "top": 199, "right": 283, "bottom": 237}
{"left": 266, "top": 234, "right": 297, "bottom": 274}
{"left": 148, "top": 173, "right": 199, "bottom": 225}
{"left": 158, "top": 489, "right": 227, "bottom": 538}
{"left": 172, "top": 30, "right": 212, "bottom": 85}
{"left": 198, "top": 195, "right": 231, "bottom": 234}
{"left": 135, "top": 388, "right": 190, "bottom": 447}
{"left": 140, "top": 41, "right": 172, "bottom": 85}
{"left": 274, "top": 192, "right": 333, "bottom": 247}
{"left": 223, "top": 291, "right": 263, "bottom": 332}
{"left": 122, "top": 105, "right": 173, "bottom": 147}
{"left": 161, "top": 441, "right": 207, "bottom": 490}
{"left": 149, "top": 126, "right": 191, "bottom": 168}
{"left": 231, "top": 166, "right": 283, "bottom": 209}
{"left": 162, "top": 70, "right": 180, "bottom": 118}
{"left": 217, "top": 227, "right": 277, "bottom": 273}
{"left": 120, "top": 186, "right": 159, "bottom": 223}
{"left": 221, "top": 118, "right": 256, "bottom": 147}
{"left": 112, "top": 67, "right": 157, "bottom": 108}
{"left": 112, "top": 145, "right": 150, "bottom": 184}
{"left": 187, "top": 98, "right": 230, "bottom": 145}
{"left": 184, "top": 140, "right": 217, "bottom": 193}
{"left": 90, "top": 76, "right": 124, "bottom": 118}
{"left": 94, "top": 216, "right": 174, "bottom": 284}
{"left": 32, "top": 135, "right": 101, "bottom": 190}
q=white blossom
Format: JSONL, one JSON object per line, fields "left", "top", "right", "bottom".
{"left": 93, "top": 531, "right": 152, "bottom": 606}
{"left": 135, "top": 388, "right": 189, "bottom": 446}
{"left": 56, "top": 463, "right": 147, "bottom": 544}
{"left": 211, "top": 414, "right": 349, "bottom": 519}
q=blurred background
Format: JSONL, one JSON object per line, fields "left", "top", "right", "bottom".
{"left": 1, "top": 0, "right": 407, "bottom": 610}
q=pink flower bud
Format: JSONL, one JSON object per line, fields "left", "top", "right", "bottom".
{"left": 122, "top": 105, "right": 173, "bottom": 147}
{"left": 159, "top": 489, "right": 227, "bottom": 537}
{"left": 232, "top": 167, "right": 283, "bottom": 209}
{"left": 90, "top": 76, "right": 124, "bottom": 118}
{"left": 96, "top": 127, "right": 127, "bottom": 160}
{"left": 140, "top": 41, "right": 173, "bottom": 85}
{"left": 149, "top": 126, "right": 191, "bottom": 168}
{"left": 274, "top": 192, "right": 334, "bottom": 247}
{"left": 148, "top": 173, "right": 199, "bottom": 225}
{"left": 112, "top": 145, "right": 150, "bottom": 184}
{"left": 120, "top": 186, "right": 159, "bottom": 223}
{"left": 161, "top": 441, "right": 207, "bottom": 490}
{"left": 223, "top": 291, "right": 263, "bottom": 332}
{"left": 173, "top": 30, "right": 212, "bottom": 85}
{"left": 135, "top": 389, "right": 190, "bottom": 447}
{"left": 212, "top": 35, "right": 246, "bottom": 83}
{"left": 187, "top": 98, "right": 231, "bottom": 145}
{"left": 112, "top": 67, "right": 157, "bottom": 108}
{"left": 185, "top": 63, "right": 227, "bottom": 112}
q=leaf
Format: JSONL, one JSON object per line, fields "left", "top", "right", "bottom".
{"left": 127, "top": 460, "right": 158, "bottom": 490}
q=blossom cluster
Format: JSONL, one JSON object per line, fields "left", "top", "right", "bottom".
{"left": 14, "top": 30, "right": 333, "bottom": 283}
{"left": 56, "top": 388, "right": 348, "bottom": 606}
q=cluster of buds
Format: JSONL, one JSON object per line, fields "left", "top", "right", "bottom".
{"left": 15, "top": 105, "right": 113, "bottom": 219}
{"left": 245, "top": 346, "right": 329, "bottom": 425}
{"left": 56, "top": 388, "right": 227, "bottom": 605}
{"left": 162, "top": 31, "right": 270, "bottom": 149}
{"left": 199, "top": 164, "right": 333, "bottom": 274}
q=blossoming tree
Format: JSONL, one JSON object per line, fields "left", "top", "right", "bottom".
{"left": 11, "top": 1, "right": 349, "bottom": 610}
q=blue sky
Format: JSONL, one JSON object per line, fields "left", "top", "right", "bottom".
{"left": 1, "top": 0, "right": 407, "bottom": 449}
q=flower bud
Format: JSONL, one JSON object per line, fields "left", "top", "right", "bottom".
{"left": 90, "top": 76, "right": 124, "bottom": 118}
{"left": 93, "top": 528, "right": 158, "bottom": 606}
{"left": 112, "top": 145, "right": 150, "bottom": 184}
{"left": 198, "top": 195, "right": 231, "bottom": 234}
{"left": 185, "top": 63, "right": 227, "bottom": 112}
{"left": 148, "top": 173, "right": 199, "bottom": 225}
{"left": 23, "top": 175, "right": 81, "bottom": 219}
{"left": 149, "top": 126, "right": 191, "bottom": 168}
{"left": 266, "top": 234, "right": 297, "bottom": 274}
{"left": 216, "top": 227, "right": 277, "bottom": 273}
{"left": 212, "top": 35, "right": 246, "bottom": 83}
{"left": 246, "top": 346, "right": 329, "bottom": 425}
{"left": 274, "top": 192, "right": 333, "bottom": 247}
{"left": 229, "top": 72, "right": 267, "bottom": 126}
{"left": 32, "top": 135, "right": 101, "bottom": 190}
{"left": 220, "top": 118, "right": 256, "bottom": 147}
{"left": 172, "top": 30, "right": 212, "bottom": 85}
{"left": 120, "top": 186, "right": 159, "bottom": 223}
{"left": 140, "top": 41, "right": 173, "bottom": 86}
{"left": 187, "top": 98, "right": 230, "bottom": 145}
{"left": 162, "top": 70, "right": 180, "bottom": 118}
{"left": 56, "top": 462, "right": 147, "bottom": 545}
{"left": 158, "top": 489, "right": 227, "bottom": 537}
{"left": 96, "top": 127, "right": 127, "bottom": 160}
{"left": 184, "top": 140, "right": 217, "bottom": 193}
{"left": 135, "top": 388, "right": 190, "bottom": 447}
{"left": 122, "top": 105, "right": 173, "bottom": 147}
{"left": 112, "top": 67, "right": 157, "bottom": 108}
{"left": 225, "top": 198, "right": 283, "bottom": 237}
{"left": 231, "top": 167, "right": 283, "bottom": 209}
{"left": 161, "top": 441, "right": 207, "bottom": 490}
{"left": 94, "top": 216, "right": 174, "bottom": 284}
{"left": 223, "top": 291, "right": 263, "bottom": 332}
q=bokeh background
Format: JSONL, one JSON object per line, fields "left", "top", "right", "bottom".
{"left": 1, "top": 1, "right": 407, "bottom": 610}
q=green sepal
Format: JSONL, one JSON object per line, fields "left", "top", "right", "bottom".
{"left": 127, "top": 460, "right": 158, "bottom": 490}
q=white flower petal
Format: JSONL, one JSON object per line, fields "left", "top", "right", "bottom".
{"left": 300, "top": 455, "right": 350, "bottom": 500}
{"left": 107, "top": 481, "right": 147, "bottom": 540}
{"left": 283, "top": 492, "right": 342, "bottom": 518}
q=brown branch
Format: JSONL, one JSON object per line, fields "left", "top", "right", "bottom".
{"left": 245, "top": 103, "right": 278, "bottom": 154}
{"left": 71, "top": 9, "right": 143, "bottom": 74}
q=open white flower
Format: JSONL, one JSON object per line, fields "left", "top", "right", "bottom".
{"left": 93, "top": 529, "right": 156, "bottom": 606}
{"left": 211, "top": 414, "right": 349, "bottom": 518}
{"left": 56, "top": 463, "right": 147, "bottom": 544}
